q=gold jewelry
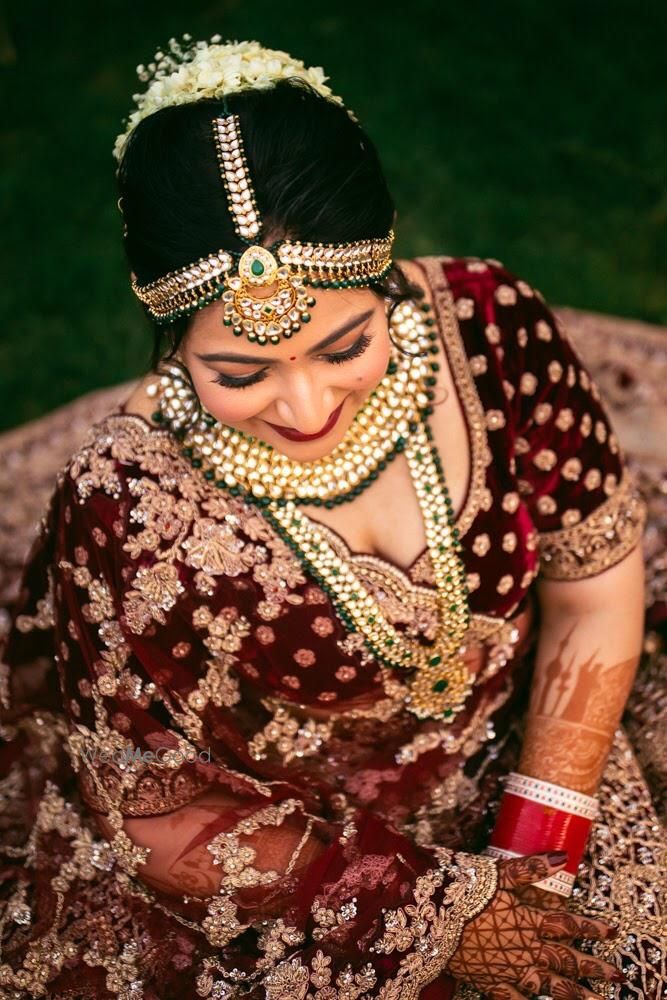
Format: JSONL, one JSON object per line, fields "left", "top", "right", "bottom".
{"left": 129, "top": 102, "right": 393, "bottom": 341}
{"left": 148, "top": 299, "right": 473, "bottom": 722}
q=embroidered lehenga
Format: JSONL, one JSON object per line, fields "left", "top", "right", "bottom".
{"left": 0, "top": 256, "right": 664, "bottom": 999}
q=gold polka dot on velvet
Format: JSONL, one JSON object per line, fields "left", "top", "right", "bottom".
{"left": 533, "top": 448, "right": 558, "bottom": 472}
{"left": 520, "top": 372, "right": 538, "bottom": 395}
{"left": 534, "top": 403, "right": 553, "bottom": 425}
{"left": 555, "top": 408, "right": 575, "bottom": 432}
{"left": 537, "top": 495, "right": 558, "bottom": 516}
{"left": 604, "top": 473, "right": 618, "bottom": 495}
{"left": 472, "top": 533, "right": 491, "bottom": 557}
{"left": 561, "top": 509, "right": 582, "bottom": 528}
{"left": 485, "top": 409, "right": 506, "bottom": 430}
{"left": 536, "top": 319, "right": 553, "bottom": 341}
{"left": 561, "top": 458, "right": 583, "bottom": 481}
{"left": 496, "top": 574, "right": 514, "bottom": 595}
{"left": 548, "top": 360, "right": 564, "bottom": 382}
{"left": 501, "top": 492, "right": 520, "bottom": 514}
{"left": 455, "top": 297, "right": 476, "bottom": 320}
{"left": 502, "top": 532, "right": 518, "bottom": 553}
{"left": 470, "top": 354, "right": 488, "bottom": 376}
{"left": 584, "top": 468, "right": 602, "bottom": 491}
{"left": 494, "top": 284, "right": 518, "bottom": 306}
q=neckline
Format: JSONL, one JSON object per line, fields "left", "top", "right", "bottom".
{"left": 111, "top": 254, "right": 489, "bottom": 588}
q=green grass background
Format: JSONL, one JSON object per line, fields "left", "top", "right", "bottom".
{"left": 1, "top": 0, "right": 665, "bottom": 431}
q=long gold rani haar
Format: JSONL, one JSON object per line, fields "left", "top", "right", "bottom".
{"left": 150, "top": 299, "right": 474, "bottom": 721}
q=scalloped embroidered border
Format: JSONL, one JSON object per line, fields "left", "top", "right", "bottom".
{"left": 537, "top": 466, "right": 648, "bottom": 580}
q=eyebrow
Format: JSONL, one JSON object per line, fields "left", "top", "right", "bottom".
{"left": 195, "top": 308, "right": 374, "bottom": 365}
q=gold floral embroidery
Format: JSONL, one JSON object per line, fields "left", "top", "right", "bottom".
{"left": 248, "top": 703, "right": 334, "bottom": 764}
{"left": 207, "top": 799, "right": 310, "bottom": 892}
{"left": 122, "top": 562, "right": 184, "bottom": 634}
{"left": 201, "top": 894, "right": 248, "bottom": 949}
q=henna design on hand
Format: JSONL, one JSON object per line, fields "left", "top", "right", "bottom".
{"left": 538, "top": 970, "right": 603, "bottom": 1000}
{"left": 496, "top": 852, "right": 557, "bottom": 889}
{"left": 523, "top": 643, "right": 638, "bottom": 793}
{"left": 447, "top": 854, "right": 621, "bottom": 996}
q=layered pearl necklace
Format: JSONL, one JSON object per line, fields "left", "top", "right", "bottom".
{"left": 149, "top": 299, "right": 473, "bottom": 721}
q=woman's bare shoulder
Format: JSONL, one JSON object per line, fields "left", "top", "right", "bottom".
{"left": 120, "top": 372, "right": 162, "bottom": 422}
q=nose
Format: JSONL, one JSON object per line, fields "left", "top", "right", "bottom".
{"left": 272, "top": 373, "right": 337, "bottom": 433}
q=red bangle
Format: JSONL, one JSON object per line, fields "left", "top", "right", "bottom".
{"left": 486, "top": 773, "right": 597, "bottom": 896}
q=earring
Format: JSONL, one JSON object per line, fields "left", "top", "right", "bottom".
{"left": 387, "top": 301, "right": 432, "bottom": 358}
{"left": 152, "top": 356, "right": 204, "bottom": 434}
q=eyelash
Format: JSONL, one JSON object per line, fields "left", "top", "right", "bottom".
{"left": 212, "top": 331, "right": 372, "bottom": 389}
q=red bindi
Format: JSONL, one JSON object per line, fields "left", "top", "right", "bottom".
{"left": 289, "top": 355, "right": 296, "bottom": 361}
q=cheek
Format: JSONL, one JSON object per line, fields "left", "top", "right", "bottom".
{"left": 353, "top": 339, "right": 391, "bottom": 387}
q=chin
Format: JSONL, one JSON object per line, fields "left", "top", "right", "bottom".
{"left": 254, "top": 396, "right": 359, "bottom": 461}
{"left": 271, "top": 434, "right": 344, "bottom": 462}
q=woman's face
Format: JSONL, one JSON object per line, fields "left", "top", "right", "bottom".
{"left": 180, "top": 284, "right": 391, "bottom": 461}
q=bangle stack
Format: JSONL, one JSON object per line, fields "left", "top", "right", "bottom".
{"left": 484, "top": 772, "right": 598, "bottom": 897}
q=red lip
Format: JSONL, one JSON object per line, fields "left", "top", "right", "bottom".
{"left": 264, "top": 397, "right": 347, "bottom": 441}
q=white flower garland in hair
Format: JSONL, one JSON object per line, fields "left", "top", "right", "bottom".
{"left": 113, "top": 34, "right": 355, "bottom": 163}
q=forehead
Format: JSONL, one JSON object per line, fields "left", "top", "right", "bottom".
{"left": 186, "top": 284, "right": 381, "bottom": 356}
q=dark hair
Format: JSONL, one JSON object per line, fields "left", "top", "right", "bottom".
{"left": 116, "top": 77, "right": 424, "bottom": 367}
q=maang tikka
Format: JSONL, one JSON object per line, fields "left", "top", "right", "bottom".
{"left": 131, "top": 105, "right": 395, "bottom": 344}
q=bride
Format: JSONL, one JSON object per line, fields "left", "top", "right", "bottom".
{"left": 0, "top": 35, "right": 663, "bottom": 1000}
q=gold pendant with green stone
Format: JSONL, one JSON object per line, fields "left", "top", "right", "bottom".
{"left": 223, "top": 245, "right": 313, "bottom": 345}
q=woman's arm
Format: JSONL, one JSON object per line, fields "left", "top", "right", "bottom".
{"left": 520, "top": 541, "right": 645, "bottom": 796}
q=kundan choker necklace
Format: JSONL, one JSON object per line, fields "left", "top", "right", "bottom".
{"left": 148, "top": 299, "right": 473, "bottom": 721}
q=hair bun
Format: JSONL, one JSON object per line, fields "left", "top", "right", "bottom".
{"left": 113, "top": 35, "right": 357, "bottom": 164}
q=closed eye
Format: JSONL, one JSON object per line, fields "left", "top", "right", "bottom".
{"left": 324, "top": 331, "right": 372, "bottom": 364}
{"left": 211, "top": 331, "right": 372, "bottom": 389}
{"left": 212, "top": 368, "right": 270, "bottom": 389}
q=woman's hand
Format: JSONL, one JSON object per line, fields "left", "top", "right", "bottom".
{"left": 447, "top": 852, "right": 624, "bottom": 998}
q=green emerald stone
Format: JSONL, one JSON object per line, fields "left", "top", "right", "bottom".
{"left": 432, "top": 679, "right": 449, "bottom": 692}
{"left": 251, "top": 258, "right": 265, "bottom": 276}
{"left": 429, "top": 654, "right": 441, "bottom": 666}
